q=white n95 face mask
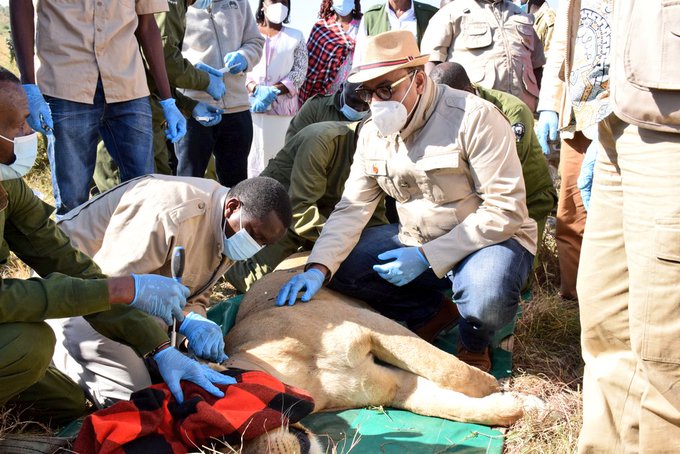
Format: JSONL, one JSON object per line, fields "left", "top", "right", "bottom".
{"left": 223, "top": 209, "right": 264, "bottom": 261}
{"left": 333, "top": 0, "right": 354, "bottom": 16}
{"left": 369, "top": 73, "right": 418, "bottom": 137}
{"left": 0, "top": 132, "right": 39, "bottom": 181}
{"left": 265, "top": 3, "right": 289, "bottom": 24}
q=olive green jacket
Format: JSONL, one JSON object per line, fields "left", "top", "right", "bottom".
{"left": 284, "top": 94, "right": 345, "bottom": 143}
{"left": 263, "top": 121, "right": 387, "bottom": 244}
{"left": 0, "top": 179, "right": 167, "bottom": 357}
{"left": 475, "top": 84, "right": 557, "bottom": 222}
{"left": 143, "top": 0, "right": 210, "bottom": 114}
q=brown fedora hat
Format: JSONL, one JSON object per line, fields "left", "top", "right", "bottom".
{"left": 349, "top": 30, "right": 430, "bottom": 83}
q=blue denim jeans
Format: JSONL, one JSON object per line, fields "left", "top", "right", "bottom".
{"left": 175, "top": 110, "right": 252, "bottom": 187}
{"left": 328, "top": 224, "right": 534, "bottom": 352}
{"left": 45, "top": 79, "right": 153, "bottom": 216}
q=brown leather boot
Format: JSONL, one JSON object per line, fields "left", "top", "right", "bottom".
{"left": 412, "top": 299, "right": 460, "bottom": 344}
{"left": 457, "top": 344, "right": 492, "bottom": 373}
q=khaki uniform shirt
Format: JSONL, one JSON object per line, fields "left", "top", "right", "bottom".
{"left": 308, "top": 78, "right": 536, "bottom": 279}
{"left": 35, "top": 0, "right": 169, "bottom": 103}
{"left": 533, "top": 2, "right": 556, "bottom": 55}
{"left": 421, "top": 0, "right": 545, "bottom": 111}
{"left": 59, "top": 175, "right": 232, "bottom": 316}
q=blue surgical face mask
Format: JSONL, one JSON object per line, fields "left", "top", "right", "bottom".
{"left": 223, "top": 209, "right": 263, "bottom": 261}
{"left": 516, "top": 1, "right": 529, "bottom": 13}
{"left": 333, "top": 0, "right": 354, "bottom": 17}
{"left": 340, "top": 92, "right": 368, "bottom": 121}
{"left": 191, "top": 0, "right": 212, "bottom": 10}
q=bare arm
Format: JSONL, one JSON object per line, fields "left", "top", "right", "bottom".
{"left": 9, "top": 0, "right": 36, "bottom": 84}
{"left": 106, "top": 276, "right": 136, "bottom": 305}
{"left": 136, "top": 14, "right": 172, "bottom": 100}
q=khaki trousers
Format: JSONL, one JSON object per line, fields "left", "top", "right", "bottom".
{"left": 577, "top": 114, "right": 680, "bottom": 453}
{"left": 556, "top": 131, "right": 590, "bottom": 299}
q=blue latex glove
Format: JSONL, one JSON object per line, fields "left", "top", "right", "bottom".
{"left": 250, "top": 85, "right": 280, "bottom": 113}
{"left": 192, "top": 102, "right": 223, "bottom": 127}
{"left": 195, "top": 62, "right": 226, "bottom": 100}
{"left": 276, "top": 268, "right": 325, "bottom": 307}
{"left": 577, "top": 140, "right": 598, "bottom": 212}
{"left": 130, "top": 274, "right": 190, "bottom": 326}
{"left": 373, "top": 247, "right": 429, "bottom": 287}
{"left": 536, "top": 110, "right": 559, "bottom": 155}
{"left": 179, "top": 312, "right": 228, "bottom": 363}
{"left": 23, "top": 84, "right": 53, "bottom": 134}
{"left": 159, "top": 98, "right": 187, "bottom": 144}
{"left": 223, "top": 51, "right": 247, "bottom": 74}
{"left": 153, "top": 347, "right": 236, "bottom": 403}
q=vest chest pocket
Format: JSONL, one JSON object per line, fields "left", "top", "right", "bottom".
{"left": 415, "top": 152, "right": 471, "bottom": 204}
{"left": 364, "top": 159, "right": 410, "bottom": 203}
{"left": 462, "top": 21, "right": 493, "bottom": 50}
{"left": 508, "top": 15, "right": 535, "bottom": 51}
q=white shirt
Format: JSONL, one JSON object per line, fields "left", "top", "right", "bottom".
{"left": 353, "top": 1, "right": 417, "bottom": 66}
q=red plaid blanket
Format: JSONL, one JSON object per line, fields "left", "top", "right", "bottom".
{"left": 73, "top": 370, "right": 314, "bottom": 454}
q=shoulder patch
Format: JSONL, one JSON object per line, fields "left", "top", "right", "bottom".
{"left": 512, "top": 122, "right": 526, "bottom": 142}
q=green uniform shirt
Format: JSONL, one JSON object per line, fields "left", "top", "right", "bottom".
{"left": 284, "top": 94, "right": 345, "bottom": 144}
{"left": 144, "top": 0, "right": 210, "bottom": 114}
{"left": 0, "top": 179, "right": 167, "bottom": 357}
{"left": 263, "top": 121, "right": 387, "bottom": 243}
{"left": 474, "top": 84, "right": 557, "bottom": 222}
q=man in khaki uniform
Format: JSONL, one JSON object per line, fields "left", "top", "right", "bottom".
{"left": 10, "top": 0, "right": 186, "bottom": 217}
{"left": 421, "top": 0, "right": 545, "bottom": 112}
{"left": 575, "top": 0, "right": 680, "bottom": 451}
{"left": 0, "top": 70, "right": 230, "bottom": 422}
{"left": 52, "top": 175, "right": 291, "bottom": 407}
{"left": 276, "top": 31, "right": 536, "bottom": 372}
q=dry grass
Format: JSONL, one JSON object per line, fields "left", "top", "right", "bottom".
{"left": 503, "top": 217, "right": 583, "bottom": 454}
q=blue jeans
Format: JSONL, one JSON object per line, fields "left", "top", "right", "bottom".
{"left": 328, "top": 224, "right": 534, "bottom": 352}
{"left": 45, "top": 79, "right": 153, "bottom": 216}
{"left": 175, "top": 110, "right": 252, "bottom": 187}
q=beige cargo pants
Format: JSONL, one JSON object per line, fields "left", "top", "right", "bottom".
{"left": 577, "top": 114, "right": 680, "bottom": 452}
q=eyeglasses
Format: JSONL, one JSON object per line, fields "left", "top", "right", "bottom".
{"left": 355, "top": 71, "right": 416, "bottom": 103}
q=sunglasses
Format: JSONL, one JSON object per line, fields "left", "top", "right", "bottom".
{"left": 355, "top": 71, "right": 417, "bottom": 103}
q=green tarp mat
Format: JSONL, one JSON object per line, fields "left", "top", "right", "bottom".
{"left": 206, "top": 293, "right": 528, "bottom": 453}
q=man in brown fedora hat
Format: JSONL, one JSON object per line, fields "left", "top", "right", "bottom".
{"left": 276, "top": 30, "right": 536, "bottom": 372}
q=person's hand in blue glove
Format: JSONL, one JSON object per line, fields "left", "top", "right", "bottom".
{"left": 373, "top": 247, "right": 429, "bottom": 287}
{"left": 23, "top": 84, "right": 53, "bottom": 134}
{"left": 223, "top": 52, "right": 247, "bottom": 74}
{"left": 130, "top": 274, "right": 190, "bottom": 326}
{"left": 195, "top": 62, "right": 226, "bottom": 100}
{"left": 192, "top": 101, "right": 223, "bottom": 127}
{"left": 179, "top": 312, "right": 227, "bottom": 363}
{"left": 577, "top": 140, "right": 599, "bottom": 211}
{"left": 536, "top": 110, "right": 559, "bottom": 155}
{"left": 250, "top": 85, "right": 280, "bottom": 113}
{"left": 159, "top": 98, "right": 187, "bottom": 143}
{"left": 153, "top": 347, "right": 236, "bottom": 403}
{"left": 276, "top": 268, "right": 325, "bottom": 307}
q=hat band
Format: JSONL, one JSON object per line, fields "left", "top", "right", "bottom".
{"left": 355, "top": 56, "right": 419, "bottom": 72}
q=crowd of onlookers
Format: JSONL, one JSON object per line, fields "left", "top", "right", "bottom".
{"left": 1, "top": 0, "right": 679, "bottom": 452}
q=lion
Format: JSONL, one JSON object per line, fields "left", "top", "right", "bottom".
{"left": 220, "top": 265, "right": 539, "bottom": 447}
